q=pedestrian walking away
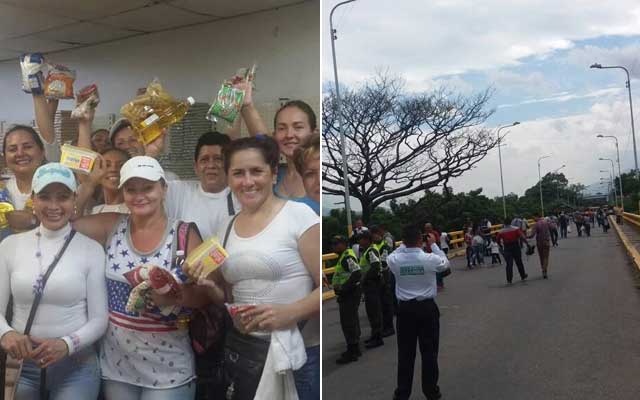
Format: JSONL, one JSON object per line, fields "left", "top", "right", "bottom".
{"left": 331, "top": 236, "right": 363, "bottom": 364}
{"left": 387, "top": 224, "right": 450, "bottom": 400}
{"left": 497, "top": 219, "right": 529, "bottom": 284}
{"left": 490, "top": 236, "right": 502, "bottom": 265}
{"left": 528, "top": 215, "right": 552, "bottom": 279}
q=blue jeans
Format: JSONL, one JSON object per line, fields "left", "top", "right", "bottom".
{"left": 293, "top": 345, "right": 320, "bottom": 400}
{"left": 103, "top": 379, "right": 195, "bottom": 400}
{"left": 16, "top": 348, "right": 100, "bottom": 400}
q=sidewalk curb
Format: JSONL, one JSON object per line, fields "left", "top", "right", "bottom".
{"left": 611, "top": 216, "right": 640, "bottom": 272}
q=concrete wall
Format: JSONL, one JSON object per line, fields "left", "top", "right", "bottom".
{"left": 0, "top": 1, "right": 319, "bottom": 128}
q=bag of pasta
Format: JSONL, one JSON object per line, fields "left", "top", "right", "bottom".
{"left": 44, "top": 64, "right": 76, "bottom": 99}
{"left": 71, "top": 84, "right": 100, "bottom": 119}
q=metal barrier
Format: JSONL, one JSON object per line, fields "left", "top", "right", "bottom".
{"left": 623, "top": 212, "right": 640, "bottom": 228}
{"left": 322, "top": 220, "right": 535, "bottom": 301}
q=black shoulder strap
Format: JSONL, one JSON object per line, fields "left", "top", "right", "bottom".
{"left": 223, "top": 214, "right": 239, "bottom": 248}
{"left": 227, "top": 191, "right": 235, "bottom": 216}
{"left": 24, "top": 230, "right": 76, "bottom": 336}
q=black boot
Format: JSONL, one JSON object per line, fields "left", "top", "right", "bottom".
{"left": 365, "top": 336, "right": 384, "bottom": 349}
{"left": 336, "top": 344, "right": 360, "bottom": 364}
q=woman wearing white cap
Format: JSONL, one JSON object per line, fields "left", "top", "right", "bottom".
{"left": 0, "top": 163, "right": 108, "bottom": 399}
{"left": 72, "top": 156, "right": 210, "bottom": 400}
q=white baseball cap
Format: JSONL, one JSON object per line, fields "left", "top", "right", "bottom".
{"left": 119, "top": 156, "right": 166, "bottom": 188}
{"left": 32, "top": 163, "right": 77, "bottom": 194}
{"left": 109, "top": 117, "right": 132, "bottom": 143}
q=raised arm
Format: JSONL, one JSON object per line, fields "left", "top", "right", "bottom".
{"left": 236, "top": 79, "right": 269, "bottom": 136}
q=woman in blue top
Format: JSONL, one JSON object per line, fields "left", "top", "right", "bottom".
{"left": 235, "top": 80, "right": 319, "bottom": 214}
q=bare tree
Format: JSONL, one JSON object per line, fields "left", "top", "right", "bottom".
{"left": 323, "top": 74, "right": 498, "bottom": 223}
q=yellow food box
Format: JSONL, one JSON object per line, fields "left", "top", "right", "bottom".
{"left": 60, "top": 144, "right": 99, "bottom": 174}
{"left": 186, "top": 237, "right": 229, "bottom": 276}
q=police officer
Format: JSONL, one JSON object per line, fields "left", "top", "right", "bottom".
{"left": 387, "top": 224, "right": 450, "bottom": 400}
{"left": 331, "top": 235, "right": 363, "bottom": 364}
{"left": 358, "top": 230, "right": 385, "bottom": 349}
{"left": 371, "top": 225, "right": 395, "bottom": 337}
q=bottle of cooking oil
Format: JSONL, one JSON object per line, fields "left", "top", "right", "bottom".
{"left": 0, "top": 186, "right": 14, "bottom": 240}
{"left": 133, "top": 96, "right": 195, "bottom": 145}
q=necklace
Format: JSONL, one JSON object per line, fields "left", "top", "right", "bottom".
{"left": 33, "top": 228, "right": 69, "bottom": 295}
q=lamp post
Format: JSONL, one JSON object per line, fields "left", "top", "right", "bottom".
{"left": 599, "top": 158, "right": 618, "bottom": 207}
{"left": 590, "top": 63, "right": 637, "bottom": 178}
{"left": 538, "top": 155, "right": 551, "bottom": 216}
{"left": 600, "top": 169, "right": 617, "bottom": 206}
{"left": 596, "top": 134, "right": 624, "bottom": 210}
{"left": 330, "top": 0, "right": 357, "bottom": 236}
{"left": 496, "top": 122, "right": 520, "bottom": 219}
{"left": 552, "top": 164, "right": 565, "bottom": 202}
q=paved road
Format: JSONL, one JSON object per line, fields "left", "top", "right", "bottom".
{"left": 323, "top": 226, "right": 640, "bottom": 400}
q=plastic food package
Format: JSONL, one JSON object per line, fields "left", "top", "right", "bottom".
{"left": 71, "top": 84, "right": 100, "bottom": 119}
{"left": 44, "top": 64, "right": 76, "bottom": 99}
{"left": 225, "top": 303, "right": 257, "bottom": 334}
{"left": 120, "top": 79, "right": 194, "bottom": 145}
{"left": 206, "top": 64, "right": 257, "bottom": 123}
{"left": 20, "top": 53, "right": 47, "bottom": 94}
{"left": 59, "top": 144, "right": 99, "bottom": 174}
{"left": 0, "top": 188, "right": 14, "bottom": 230}
{"left": 185, "top": 237, "right": 228, "bottom": 277}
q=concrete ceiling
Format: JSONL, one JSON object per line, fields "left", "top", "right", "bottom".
{"left": 0, "top": 0, "right": 307, "bottom": 61}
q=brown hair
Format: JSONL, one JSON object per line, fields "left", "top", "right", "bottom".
{"left": 293, "top": 133, "right": 320, "bottom": 175}
{"left": 224, "top": 136, "right": 280, "bottom": 174}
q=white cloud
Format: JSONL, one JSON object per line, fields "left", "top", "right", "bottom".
{"left": 323, "top": 0, "right": 640, "bottom": 85}
{"left": 564, "top": 44, "right": 640, "bottom": 78}
{"left": 449, "top": 98, "right": 638, "bottom": 197}
{"left": 497, "top": 87, "right": 623, "bottom": 108}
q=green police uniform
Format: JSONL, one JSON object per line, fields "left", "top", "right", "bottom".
{"left": 332, "top": 249, "right": 362, "bottom": 363}
{"left": 375, "top": 240, "right": 396, "bottom": 335}
{"left": 360, "top": 245, "right": 384, "bottom": 345}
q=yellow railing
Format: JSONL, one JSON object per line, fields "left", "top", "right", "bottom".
{"left": 322, "top": 220, "right": 535, "bottom": 301}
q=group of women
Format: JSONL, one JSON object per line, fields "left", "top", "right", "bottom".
{"left": 0, "top": 80, "right": 321, "bottom": 400}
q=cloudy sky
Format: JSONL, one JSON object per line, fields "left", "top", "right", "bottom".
{"left": 322, "top": 0, "right": 640, "bottom": 209}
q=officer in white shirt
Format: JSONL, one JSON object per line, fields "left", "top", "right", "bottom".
{"left": 387, "top": 224, "right": 450, "bottom": 400}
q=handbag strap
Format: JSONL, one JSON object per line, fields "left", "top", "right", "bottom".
{"left": 222, "top": 215, "right": 239, "bottom": 248}
{"left": 23, "top": 230, "right": 76, "bottom": 336}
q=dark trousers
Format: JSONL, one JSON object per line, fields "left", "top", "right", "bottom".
{"left": 195, "top": 348, "right": 226, "bottom": 400}
{"left": 550, "top": 228, "right": 558, "bottom": 246}
{"left": 503, "top": 243, "right": 527, "bottom": 283}
{"left": 560, "top": 225, "right": 567, "bottom": 238}
{"left": 491, "top": 254, "right": 501, "bottom": 264}
{"left": 380, "top": 269, "right": 395, "bottom": 331}
{"left": 338, "top": 287, "right": 362, "bottom": 345}
{"left": 584, "top": 223, "right": 591, "bottom": 236}
{"left": 363, "top": 279, "right": 384, "bottom": 338}
{"left": 465, "top": 246, "right": 473, "bottom": 267}
{"left": 576, "top": 222, "right": 582, "bottom": 236}
{"left": 394, "top": 299, "right": 440, "bottom": 400}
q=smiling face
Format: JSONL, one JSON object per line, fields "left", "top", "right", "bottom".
{"left": 273, "top": 106, "right": 314, "bottom": 159}
{"left": 113, "top": 127, "right": 144, "bottom": 157}
{"left": 227, "top": 148, "right": 276, "bottom": 211}
{"left": 102, "top": 150, "right": 129, "bottom": 192}
{"left": 3, "top": 130, "right": 45, "bottom": 177}
{"left": 32, "top": 183, "right": 75, "bottom": 231}
{"left": 195, "top": 144, "right": 226, "bottom": 193}
{"left": 122, "top": 178, "right": 166, "bottom": 217}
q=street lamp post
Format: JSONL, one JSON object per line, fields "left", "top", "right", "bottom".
{"left": 538, "top": 155, "right": 551, "bottom": 216}
{"left": 600, "top": 169, "right": 617, "bottom": 206}
{"left": 330, "top": 0, "right": 357, "bottom": 236}
{"left": 496, "top": 122, "right": 520, "bottom": 219}
{"left": 599, "top": 158, "right": 618, "bottom": 207}
{"left": 597, "top": 134, "right": 624, "bottom": 210}
{"left": 552, "top": 164, "right": 565, "bottom": 203}
{"left": 591, "top": 63, "right": 638, "bottom": 177}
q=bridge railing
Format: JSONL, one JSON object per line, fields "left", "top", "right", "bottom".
{"left": 322, "top": 220, "right": 535, "bottom": 301}
{"left": 623, "top": 212, "right": 640, "bottom": 228}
